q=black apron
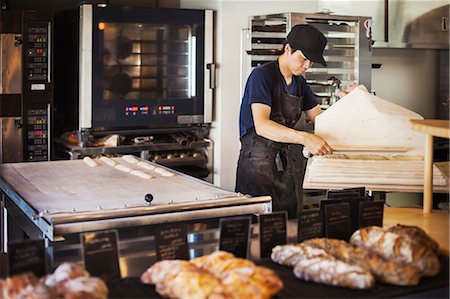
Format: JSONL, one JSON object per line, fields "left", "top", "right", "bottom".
{"left": 236, "top": 61, "right": 305, "bottom": 219}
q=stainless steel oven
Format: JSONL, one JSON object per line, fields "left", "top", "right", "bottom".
{"left": 54, "top": 4, "right": 214, "bottom": 138}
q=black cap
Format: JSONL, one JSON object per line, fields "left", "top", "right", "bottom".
{"left": 287, "top": 24, "right": 327, "bottom": 66}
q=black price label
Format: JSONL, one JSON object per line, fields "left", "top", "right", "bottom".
{"left": 219, "top": 216, "right": 251, "bottom": 258}
{"left": 324, "top": 203, "right": 351, "bottom": 241}
{"left": 155, "top": 223, "right": 189, "bottom": 261}
{"left": 8, "top": 239, "right": 46, "bottom": 277}
{"left": 259, "top": 212, "right": 287, "bottom": 258}
{"left": 81, "top": 230, "right": 121, "bottom": 281}
{"left": 327, "top": 187, "right": 366, "bottom": 199}
{"left": 298, "top": 209, "right": 324, "bottom": 242}
{"left": 359, "top": 201, "right": 384, "bottom": 228}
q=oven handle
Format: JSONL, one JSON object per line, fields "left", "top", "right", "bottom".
{"left": 207, "top": 63, "right": 216, "bottom": 89}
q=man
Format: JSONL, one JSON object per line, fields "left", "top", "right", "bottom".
{"left": 235, "top": 24, "right": 333, "bottom": 219}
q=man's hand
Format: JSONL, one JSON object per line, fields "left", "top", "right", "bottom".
{"left": 303, "top": 132, "right": 333, "bottom": 156}
{"left": 339, "top": 83, "right": 358, "bottom": 98}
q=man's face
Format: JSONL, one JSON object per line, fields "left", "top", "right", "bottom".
{"left": 286, "top": 45, "right": 313, "bottom": 76}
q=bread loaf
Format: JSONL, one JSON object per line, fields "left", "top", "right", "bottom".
{"left": 16, "top": 281, "right": 55, "bottom": 299}
{"left": 141, "top": 260, "right": 229, "bottom": 299}
{"left": 141, "top": 252, "right": 283, "bottom": 299}
{"left": 62, "top": 276, "right": 108, "bottom": 299}
{"left": 44, "top": 262, "right": 89, "bottom": 293}
{"left": 293, "top": 258, "right": 375, "bottom": 289}
{"left": 271, "top": 243, "right": 331, "bottom": 267}
{"left": 191, "top": 251, "right": 255, "bottom": 276}
{"left": 0, "top": 272, "right": 39, "bottom": 298}
{"left": 350, "top": 226, "right": 440, "bottom": 277}
{"left": 303, "top": 238, "right": 421, "bottom": 286}
{"left": 140, "top": 260, "right": 196, "bottom": 285}
{"left": 386, "top": 224, "right": 439, "bottom": 253}
{"left": 220, "top": 266, "right": 283, "bottom": 299}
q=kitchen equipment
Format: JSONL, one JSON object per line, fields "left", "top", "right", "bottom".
{"left": 0, "top": 9, "right": 52, "bottom": 162}
{"left": 0, "top": 157, "right": 270, "bottom": 276}
{"left": 248, "top": 12, "right": 372, "bottom": 108}
{"left": 53, "top": 4, "right": 214, "bottom": 139}
{"left": 303, "top": 86, "right": 449, "bottom": 193}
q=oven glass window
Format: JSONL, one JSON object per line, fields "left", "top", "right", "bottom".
{"left": 102, "top": 22, "right": 196, "bottom": 101}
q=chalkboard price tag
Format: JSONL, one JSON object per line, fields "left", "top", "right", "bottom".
{"left": 359, "top": 201, "right": 384, "bottom": 228}
{"left": 327, "top": 187, "right": 366, "bottom": 199}
{"left": 324, "top": 203, "right": 351, "bottom": 241}
{"left": 259, "top": 212, "right": 287, "bottom": 258}
{"left": 219, "top": 216, "right": 251, "bottom": 258}
{"left": 81, "top": 230, "right": 121, "bottom": 281}
{"left": 298, "top": 209, "right": 324, "bottom": 242}
{"left": 155, "top": 223, "right": 189, "bottom": 261}
{"left": 8, "top": 239, "right": 46, "bottom": 277}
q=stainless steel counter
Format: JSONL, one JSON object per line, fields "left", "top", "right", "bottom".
{"left": 0, "top": 157, "right": 271, "bottom": 275}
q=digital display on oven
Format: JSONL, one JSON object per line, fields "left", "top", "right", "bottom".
{"left": 124, "top": 105, "right": 175, "bottom": 116}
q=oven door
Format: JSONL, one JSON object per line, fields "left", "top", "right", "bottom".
{"left": 79, "top": 5, "right": 213, "bottom": 133}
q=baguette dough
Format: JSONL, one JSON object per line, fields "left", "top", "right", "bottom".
{"left": 83, "top": 157, "right": 98, "bottom": 168}
{"left": 137, "top": 161, "right": 156, "bottom": 171}
{"left": 122, "top": 155, "right": 139, "bottom": 164}
{"left": 99, "top": 156, "right": 117, "bottom": 167}
{"left": 114, "top": 164, "right": 131, "bottom": 173}
{"left": 130, "top": 170, "right": 153, "bottom": 179}
{"left": 154, "top": 167, "right": 175, "bottom": 177}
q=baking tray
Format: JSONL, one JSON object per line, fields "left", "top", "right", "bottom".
{"left": 106, "top": 255, "right": 449, "bottom": 298}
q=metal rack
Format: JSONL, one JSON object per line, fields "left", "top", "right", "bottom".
{"left": 248, "top": 12, "right": 373, "bottom": 109}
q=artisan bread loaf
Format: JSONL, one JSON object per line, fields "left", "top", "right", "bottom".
{"left": 141, "top": 251, "right": 283, "bottom": 299}
{"left": 0, "top": 272, "right": 39, "bottom": 298}
{"left": 141, "top": 260, "right": 228, "bottom": 299}
{"left": 191, "top": 251, "right": 255, "bottom": 276}
{"left": 220, "top": 266, "right": 283, "bottom": 299}
{"left": 140, "top": 260, "right": 196, "bottom": 285}
{"left": 44, "top": 262, "right": 89, "bottom": 293}
{"left": 293, "top": 257, "right": 375, "bottom": 289}
{"left": 303, "top": 238, "right": 421, "bottom": 286}
{"left": 350, "top": 226, "right": 440, "bottom": 277}
{"left": 386, "top": 224, "right": 439, "bottom": 253}
{"left": 271, "top": 243, "right": 331, "bottom": 267}
{"left": 62, "top": 276, "right": 108, "bottom": 299}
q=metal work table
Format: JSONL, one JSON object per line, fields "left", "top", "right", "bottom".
{"left": 0, "top": 158, "right": 270, "bottom": 275}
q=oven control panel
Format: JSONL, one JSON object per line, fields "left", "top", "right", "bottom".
{"left": 25, "top": 106, "right": 49, "bottom": 161}
{"left": 25, "top": 21, "right": 50, "bottom": 84}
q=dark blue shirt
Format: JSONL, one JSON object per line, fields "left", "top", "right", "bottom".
{"left": 239, "top": 61, "right": 319, "bottom": 139}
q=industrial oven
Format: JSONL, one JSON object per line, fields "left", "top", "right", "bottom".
{"left": 0, "top": 9, "right": 53, "bottom": 163}
{"left": 52, "top": 4, "right": 215, "bottom": 180}
{"left": 0, "top": 158, "right": 271, "bottom": 277}
{"left": 53, "top": 4, "right": 214, "bottom": 139}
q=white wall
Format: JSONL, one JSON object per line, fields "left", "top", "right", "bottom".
{"left": 371, "top": 48, "right": 437, "bottom": 118}
{"left": 181, "top": 0, "right": 319, "bottom": 191}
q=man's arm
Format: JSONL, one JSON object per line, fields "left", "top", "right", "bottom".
{"left": 304, "top": 104, "right": 323, "bottom": 124}
{"left": 251, "top": 103, "right": 332, "bottom": 155}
